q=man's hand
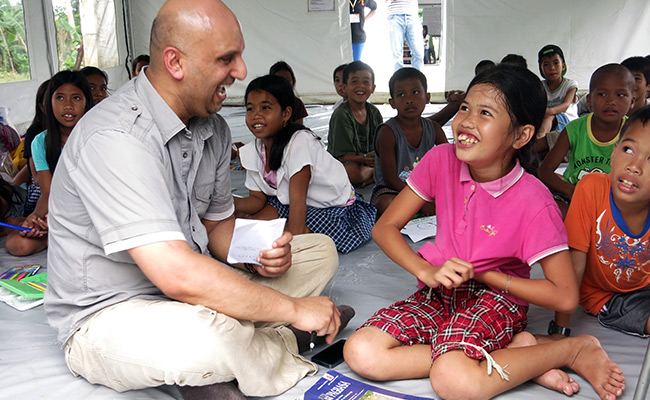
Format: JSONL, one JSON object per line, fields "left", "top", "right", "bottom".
{"left": 289, "top": 296, "right": 341, "bottom": 344}
{"left": 418, "top": 257, "right": 474, "bottom": 289}
{"left": 252, "top": 231, "right": 293, "bottom": 277}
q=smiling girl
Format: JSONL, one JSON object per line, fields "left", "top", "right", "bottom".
{"left": 235, "top": 75, "right": 376, "bottom": 254}
{"left": 343, "top": 65, "right": 626, "bottom": 400}
{"left": 5, "top": 70, "right": 92, "bottom": 256}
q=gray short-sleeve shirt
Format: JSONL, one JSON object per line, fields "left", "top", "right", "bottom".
{"left": 45, "top": 72, "right": 234, "bottom": 345}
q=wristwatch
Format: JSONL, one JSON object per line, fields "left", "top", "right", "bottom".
{"left": 547, "top": 319, "right": 571, "bottom": 337}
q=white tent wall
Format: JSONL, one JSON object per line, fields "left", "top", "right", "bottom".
{"left": 125, "top": 0, "right": 352, "bottom": 106}
{"left": 3, "top": 0, "right": 650, "bottom": 134}
{"left": 446, "top": 0, "right": 650, "bottom": 92}
{"left": 225, "top": 0, "right": 351, "bottom": 105}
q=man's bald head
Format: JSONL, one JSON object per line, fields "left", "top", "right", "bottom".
{"left": 149, "top": 0, "right": 239, "bottom": 73}
{"left": 145, "top": 0, "right": 246, "bottom": 124}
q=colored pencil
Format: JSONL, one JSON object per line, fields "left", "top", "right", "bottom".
{"left": 0, "top": 221, "right": 34, "bottom": 232}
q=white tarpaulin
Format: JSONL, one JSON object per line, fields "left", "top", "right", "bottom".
{"left": 1, "top": 0, "right": 649, "bottom": 131}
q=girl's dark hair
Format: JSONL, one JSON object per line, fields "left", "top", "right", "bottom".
{"left": 466, "top": 64, "right": 547, "bottom": 174}
{"left": 31, "top": 79, "right": 50, "bottom": 127}
{"left": 245, "top": 75, "right": 309, "bottom": 171}
{"left": 44, "top": 70, "right": 93, "bottom": 172}
{"left": 80, "top": 66, "right": 109, "bottom": 84}
{"left": 269, "top": 61, "right": 296, "bottom": 87}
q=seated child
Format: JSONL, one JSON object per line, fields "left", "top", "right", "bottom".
{"left": 551, "top": 105, "right": 650, "bottom": 338}
{"left": 621, "top": 56, "right": 650, "bottom": 116}
{"left": 372, "top": 67, "right": 448, "bottom": 217}
{"left": 80, "top": 66, "right": 109, "bottom": 105}
{"left": 6, "top": 70, "right": 93, "bottom": 257}
{"left": 332, "top": 63, "right": 348, "bottom": 110}
{"left": 327, "top": 61, "right": 383, "bottom": 188}
{"left": 20, "top": 79, "right": 50, "bottom": 214}
{"left": 539, "top": 63, "right": 635, "bottom": 218}
{"left": 235, "top": 75, "right": 376, "bottom": 254}
{"left": 343, "top": 64, "right": 625, "bottom": 400}
{"left": 269, "top": 61, "right": 308, "bottom": 125}
{"left": 538, "top": 45, "right": 578, "bottom": 138}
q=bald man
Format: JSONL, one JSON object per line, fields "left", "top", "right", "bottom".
{"left": 44, "top": 1, "right": 346, "bottom": 398}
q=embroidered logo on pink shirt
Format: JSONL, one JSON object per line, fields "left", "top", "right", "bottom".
{"left": 480, "top": 224, "right": 498, "bottom": 236}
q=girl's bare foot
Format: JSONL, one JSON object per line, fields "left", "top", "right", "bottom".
{"left": 534, "top": 368, "right": 580, "bottom": 396}
{"left": 569, "top": 335, "right": 625, "bottom": 400}
{"left": 509, "top": 332, "right": 580, "bottom": 395}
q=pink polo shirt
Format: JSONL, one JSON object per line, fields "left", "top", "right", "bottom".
{"left": 407, "top": 144, "right": 568, "bottom": 305}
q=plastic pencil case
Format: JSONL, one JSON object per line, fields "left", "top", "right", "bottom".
{"left": 0, "top": 273, "right": 47, "bottom": 299}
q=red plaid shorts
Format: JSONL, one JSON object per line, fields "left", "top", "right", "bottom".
{"left": 361, "top": 280, "right": 528, "bottom": 362}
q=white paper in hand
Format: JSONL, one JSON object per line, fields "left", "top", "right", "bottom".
{"left": 400, "top": 216, "right": 437, "bottom": 243}
{"left": 227, "top": 218, "right": 286, "bottom": 265}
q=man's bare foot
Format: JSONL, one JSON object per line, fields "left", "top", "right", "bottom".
{"left": 509, "top": 332, "right": 580, "bottom": 395}
{"left": 569, "top": 335, "right": 625, "bottom": 400}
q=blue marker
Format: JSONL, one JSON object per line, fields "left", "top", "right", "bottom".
{"left": 0, "top": 221, "right": 36, "bottom": 233}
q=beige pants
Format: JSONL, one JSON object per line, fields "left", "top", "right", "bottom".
{"left": 64, "top": 234, "right": 338, "bottom": 397}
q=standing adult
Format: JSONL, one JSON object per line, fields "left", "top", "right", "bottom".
{"left": 350, "top": 0, "right": 377, "bottom": 61}
{"left": 44, "top": 0, "right": 346, "bottom": 399}
{"left": 386, "top": 0, "right": 424, "bottom": 71}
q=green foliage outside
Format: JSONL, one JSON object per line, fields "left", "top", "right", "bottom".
{"left": 54, "top": 0, "right": 83, "bottom": 71}
{"left": 0, "top": 0, "right": 29, "bottom": 83}
{"left": 0, "top": 0, "right": 82, "bottom": 83}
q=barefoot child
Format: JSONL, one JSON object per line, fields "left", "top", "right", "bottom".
{"left": 551, "top": 105, "right": 650, "bottom": 338}
{"left": 372, "top": 67, "right": 447, "bottom": 217}
{"left": 327, "top": 61, "right": 383, "bottom": 188}
{"left": 343, "top": 64, "right": 625, "bottom": 400}
{"left": 236, "top": 75, "right": 376, "bottom": 254}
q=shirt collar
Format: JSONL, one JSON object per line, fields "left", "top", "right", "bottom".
{"left": 459, "top": 160, "right": 524, "bottom": 198}
{"left": 135, "top": 71, "right": 187, "bottom": 144}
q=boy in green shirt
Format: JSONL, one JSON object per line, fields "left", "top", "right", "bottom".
{"left": 539, "top": 63, "right": 635, "bottom": 218}
{"left": 327, "top": 61, "right": 383, "bottom": 188}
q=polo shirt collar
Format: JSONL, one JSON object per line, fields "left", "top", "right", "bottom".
{"left": 459, "top": 160, "right": 524, "bottom": 198}
{"left": 135, "top": 71, "right": 187, "bottom": 144}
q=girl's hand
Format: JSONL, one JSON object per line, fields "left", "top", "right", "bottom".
{"left": 418, "top": 257, "right": 474, "bottom": 289}
{"left": 254, "top": 231, "right": 293, "bottom": 277}
{"left": 20, "top": 214, "right": 48, "bottom": 237}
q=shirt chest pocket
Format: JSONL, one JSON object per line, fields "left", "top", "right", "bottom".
{"left": 192, "top": 182, "right": 214, "bottom": 217}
